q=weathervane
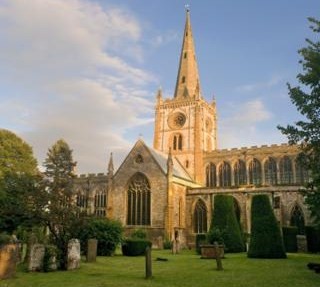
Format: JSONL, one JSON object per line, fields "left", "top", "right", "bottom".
{"left": 185, "top": 4, "right": 190, "bottom": 12}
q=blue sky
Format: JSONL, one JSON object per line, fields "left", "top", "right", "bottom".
{"left": 0, "top": 0, "right": 318, "bottom": 173}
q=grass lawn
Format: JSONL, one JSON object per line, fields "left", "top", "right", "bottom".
{"left": 1, "top": 250, "right": 319, "bottom": 287}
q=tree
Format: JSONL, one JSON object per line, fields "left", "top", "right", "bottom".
{"left": 278, "top": 18, "right": 320, "bottom": 227}
{"left": 0, "top": 129, "right": 39, "bottom": 233}
{"left": 33, "top": 139, "right": 84, "bottom": 270}
{"left": 248, "top": 194, "right": 286, "bottom": 258}
{"left": 210, "top": 195, "right": 244, "bottom": 252}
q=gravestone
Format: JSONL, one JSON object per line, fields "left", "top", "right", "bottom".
{"left": 0, "top": 244, "right": 18, "bottom": 279}
{"left": 145, "top": 246, "right": 152, "bottom": 279}
{"left": 28, "top": 244, "right": 45, "bottom": 271}
{"left": 297, "top": 235, "right": 307, "bottom": 252}
{"left": 68, "top": 239, "right": 80, "bottom": 270}
{"left": 86, "top": 239, "right": 98, "bottom": 262}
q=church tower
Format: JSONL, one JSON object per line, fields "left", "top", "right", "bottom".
{"left": 153, "top": 9, "right": 217, "bottom": 184}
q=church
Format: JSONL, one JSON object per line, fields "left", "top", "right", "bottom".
{"left": 73, "top": 9, "right": 311, "bottom": 248}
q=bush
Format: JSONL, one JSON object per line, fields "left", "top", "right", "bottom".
{"left": 163, "top": 238, "right": 172, "bottom": 250}
{"left": 131, "top": 229, "right": 147, "bottom": 239}
{"left": 210, "top": 195, "right": 245, "bottom": 252}
{"left": 195, "top": 234, "right": 207, "bottom": 254}
{"left": 121, "top": 238, "right": 152, "bottom": 256}
{"left": 77, "top": 218, "right": 123, "bottom": 256}
{"left": 305, "top": 226, "right": 320, "bottom": 253}
{"left": 248, "top": 194, "right": 286, "bottom": 258}
{"left": 282, "top": 226, "right": 298, "bottom": 252}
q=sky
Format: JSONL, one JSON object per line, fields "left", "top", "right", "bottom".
{"left": 0, "top": 0, "right": 319, "bottom": 174}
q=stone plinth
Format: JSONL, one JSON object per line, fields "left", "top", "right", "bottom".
{"left": 200, "top": 244, "right": 224, "bottom": 259}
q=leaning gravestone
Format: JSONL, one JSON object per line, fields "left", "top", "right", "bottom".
{"left": 0, "top": 244, "right": 18, "bottom": 279}
{"left": 28, "top": 244, "right": 45, "bottom": 272}
{"left": 86, "top": 239, "right": 98, "bottom": 262}
{"left": 68, "top": 239, "right": 80, "bottom": 270}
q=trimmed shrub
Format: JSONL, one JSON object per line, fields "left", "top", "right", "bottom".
{"left": 130, "top": 229, "right": 147, "bottom": 239}
{"left": 248, "top": 194, "right": 286, "bottom": 258}
{"left": 305, "top": 226, "right": 320, "bottom": 253}
{"left": 163, "top": 238, "right": 172, "bottom": 250}
{"left": 78, "top": 218, "right": 123, "bottom": 256}
{"left": 121, "top": 239, "right": 152, "bottom": 256}
{"left": 195, "top": 234, "right": 207, "bottom": 254}
{"left": 282, "top": 226, "right": 298, "bottom": 252}
{"left": 211, "top": 195, "right": 245, "bottom": 253}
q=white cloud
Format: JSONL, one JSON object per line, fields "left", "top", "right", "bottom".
{"left": 0, "top": 0, "right": 156, "bottom": 173}
{"left": 219, "top": 99, "right": 276, "bottom": 148}
{"left": 235, "top": 75, "right": 284, "bottom": 93}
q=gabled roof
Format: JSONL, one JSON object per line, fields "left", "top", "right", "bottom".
{"left": 114, "top": 139, "right": 193, "bottom": 182}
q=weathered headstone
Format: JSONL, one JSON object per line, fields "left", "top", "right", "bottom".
{"left": 86, "top": 239, "right": 98, "bottom": 262}
{"left": 0, "top": 244, "right": 18, "bottom": 279}
{"left": 145, "top": 246, "right": 152, "bottom": 279}
{"left": 68, "top": 239, "right": 80, "bottom": 270}
{"left": 297, "top": 235, "right": 307, "bottom": 253}
{"left": 28, "top": 244, "right": 45, "bottom": 272}
{"left": 214, "top": 242, "right": 223, "bottom": 271}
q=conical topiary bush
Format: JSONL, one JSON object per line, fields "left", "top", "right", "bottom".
{"left": 210, "top": 195, "right": 245, "bottom": 253}
{"left": 247, "top": 194, "right": 286, "bottom": 258}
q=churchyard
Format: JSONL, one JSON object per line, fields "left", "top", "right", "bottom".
{"left": 0, "top": 249, "right": 319, "bottom": 287}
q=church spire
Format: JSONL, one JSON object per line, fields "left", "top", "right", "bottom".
{"left": 174, "top": 8, "right": 202, "bottom": 100}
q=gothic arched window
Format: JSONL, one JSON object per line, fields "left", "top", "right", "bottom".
{"left": 206, "top": 163, "right": 216, "bottom": 187}
{"left": 193, "top": 200, "right": 207, "bottom": 234}
{"left": 290, "top": 204, "right": 305, "bottom": 235}
{"left": 249, "top": 158, "right": 262, "bottom": 185}
{"left": 219, "top": 161, "right": 231, "bottom": 187}
{"left": 264, "top": 157, "right": 277, "bottom": 185}
{"left": 234, "top": 160, "right": 246, "bottom": 186}
{"left": 127, "top": 173, "right": 151, "bottom": 226}
{"left": 279, "top": 156, "right": 293, "bottom": 184}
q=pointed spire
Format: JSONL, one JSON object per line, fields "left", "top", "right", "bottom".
{"left": 107, "top": 152, "right": 114, "bottom": 176}
{"left": 156, "top": 87, "right": 163, "bottom": 104}
{"left": 174, "top": 8, "right": 202, "bottom": 100}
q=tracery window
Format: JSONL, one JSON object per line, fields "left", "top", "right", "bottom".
{"left": 279, "top": 156, "right": 293, "bottom": 184}
{"left": 95, "top": 190, "right": 106, "bottom": 217}
{"left": 219, "top": 161, "right": 231, "bottom": 187}
{"left": 206, "top": 163, "right": 216, "bottom": 187}
{"left": 76, "top": 193, "right": 87, "bottom": 208}
{"left": 264, "top": 157, "right": 277, "bottom": 185}
{"left": 127, "top": 173, "right": 151, "bottom": 226}
{"left": 248, "top": 158, "right": 262, "bottom": 185}
{"left": 234, "top": 160, "right": 246, "bottom": 186}
{"left": 295, "top": 154, "right": 309, "bottom": 184}
{"left": 193, "top": 200, "right": 207, "bottom": 234}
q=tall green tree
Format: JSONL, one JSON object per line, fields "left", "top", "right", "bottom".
{"left": 0, "top": 129, "right": 39, "bottom": 233}
{"left": 278, "top": 18, "right": 320, "bottom": 227}
{"left": 210, "top": 195, "right": 244, "bottom": 253}
{"left": 34, "top": 139, "right": 83, "bottom": 270}
{"left": 248, "top": 194, "right": 286, "bottom": 259}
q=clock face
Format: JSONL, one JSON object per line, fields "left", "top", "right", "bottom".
{"left": 168, "top": 112, "right": 186, "bottom": 129}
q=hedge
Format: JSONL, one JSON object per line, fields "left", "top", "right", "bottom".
{"left": 282, "top": 226, "right": 298, "bottom": 252}
{"left": 248, "top": 194, "right": 286, "bottom": 258}
{"left": 121, "top": 239, "right": 152, "bottom": 256}
{"left": 305, "top": 226, "right": 320, "bottom": 253}
{"left": 210, "top": 195, "right": 245, "bottom": 253}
